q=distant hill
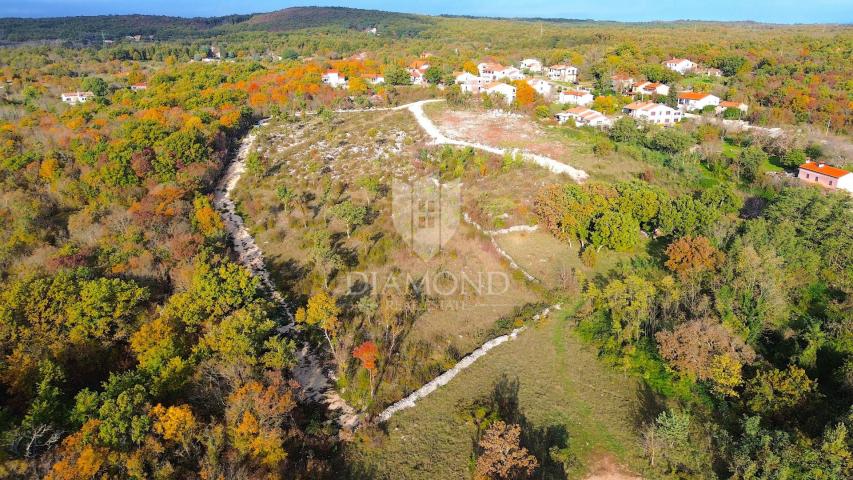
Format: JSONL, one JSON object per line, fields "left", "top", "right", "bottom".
{"left": 0, "top": 6, "right": 434, "bottom": 43}
{"left": 0, "top": 14, "right": 251, "bottom": 43}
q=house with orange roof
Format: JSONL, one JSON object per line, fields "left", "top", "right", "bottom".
{"left": 556, "top": 106, "right": 612, "bottom": 128}
{"left": 558, "top": 89, "right": 594, "bottom": 106}
{"left": 677, "top": 91, "right": 720, "bottom": 111}
{"left": 408, "top": 68, "right": 426, "bottom": 85}
{"left": 409, "top": 60, "right": 430, "bottom": 71}
{"left": 547, "top": 64, "right": 578, "bottom": 82}
{"left": 477, "top": 62, "right": 505, "bottom": 81}
{"left": 623, "top": 101, "right": 683, "bottom": 125}
{"left": 663, "top": 58, "right": 696, "bottom": 74}
{"left": 633, "top": 81, "right": 670, "bottom": 97}
{"left": 362, "top": 73, "right": 385, "bottom": 85}
{"left": 797, "top": 160, "right": 853, "bottom": 193}
{"left": 716, "top": 101, "right": 748, "bottom": 114}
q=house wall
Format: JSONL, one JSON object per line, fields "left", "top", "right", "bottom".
{"left": 798, "top": 169, "right": 851, "bottom": 191}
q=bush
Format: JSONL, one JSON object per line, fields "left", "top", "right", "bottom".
{"left": 592, "top": 138, "right": 614, "bottom": 157}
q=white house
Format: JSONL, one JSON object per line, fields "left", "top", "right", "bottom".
{"left": 484, "top": 82, "right": 516, "bottom": 104}
{"left": 477, "top": 63, "right": 504, "bottom": 82}
{"left": 363, "top": 73, "right": 385, "bottom": 85}
{"left": 547, "top": 64, "right": 578, "bottom": 82}
{"left": 527, "top": 78, "right": 554, "bottom": 98}
{"left": 716, "top": 101, "right": 748, "bottom": 114}
{"left": 454, "top": 71, "right": 480, "bottom": 84}
{"left": 677, "top": 91, "right": 720, "bottom": 111}
{"left": 663, "top": 58, "right": 696, "bottom": 75}
{"left": 61, "top": 91, "right": 95, "bottom": 104}
{"left": 633, "top": 81, "right": 669, "bottom": 97}
{"left": 520, "top": 58, "right": 543, "bottom": 73}
{"left": 558, "top": 90, "right": 594, "bottom": 106}
{"left": 130, "top": 83, "right": 147, "bottom": 92}
{"left": 322, "top": 70, "right": 347, "bottom": 88}
{"left": 409, "top": 60, "right": 430, "bottom": 72}
{"left": 497, "top": 66, "right": 525, "bottom": 81}
{"left": 556, "top": 107, "right": 612, "bottom": 128}
{"left": 623, "top": 101, "right": 683, "bottom": 125}
{"left": 797, "top": 161, "right": 853, "bottom": 193}
{"left": 460, "top": 80, "right": 484, "bottom": 94}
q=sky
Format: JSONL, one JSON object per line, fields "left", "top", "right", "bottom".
{"left": 1, "top": 0, "right": 851, "bottom": 24}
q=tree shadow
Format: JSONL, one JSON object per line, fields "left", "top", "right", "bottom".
{"left": 480, "top": 375, "right": 571, "bottom": 479}
{"left": 632, "top": 382, "right": 667, "bottom": 431}
{"left": 268, "top": 257, "right": 311, "bottom": 301}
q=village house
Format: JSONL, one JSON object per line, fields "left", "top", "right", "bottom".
{"left": 409, "top": 69, "right": 426, "bottom": 85}
{"left": 409, "top": 60, "right": 430, "bottom": 72}
{"left": 633, "top": 81, "right": 670, "bottom": 97}
{"left": 477, "top": 63, "right": 524, "bottom": 82}
{"left": 454, "top": 71, "right": 480, "bottom": 84}
{"left": 716, "top": 101, "right": 748, "bottom": 114}
{"left": 322, "top": 70, "right": 348, "bottom": 89}
{"left": 797, "top": 160, "right": 853, "bottom": 193}
{"left": 130, "top": 83, "right": 147, "bottom": 92}
{"left": 61, "top": 91, "right": 95, "bottom": 104}
{"left": 623, "top": 101, "right": 683, "bottom": 125}
{"left": 547, "top": 64, "right": 578, "bottom": 82}
{"left": 483, "top": 82, "right": 516, "bottom": 104}
{"left": 520, "top": 58, "right": 543, "bottom": 73}
{"left": 460, "top": 81, "right": 484, "bottom": 94}
{"left": 477, "top": 62, "right": 503, "bottom": 81}
{"left": 677, "top": 91, "right": 720, "bottom": 111}
{"left": 663, "top": 58, "right": 696, "bottom": 74}
{"left": 362, "top": 73, "right": 385, "bottom": 85}
{"left": 497, "top": 66, "right": 526, "bottom": 81}
{"left": 527, "top": 78, "right": 554, "bottom": 98}
{"left": 558, "top": 89, "right": 594, "bottom": 106}
{"left": 556, "top": 107, "right": 612, "bottom": 128}
{"left": 694, "top": 66, "right": 723, "bottom": 77}
{"left": 611, "top": 73, "right": 635, "bottom": 93}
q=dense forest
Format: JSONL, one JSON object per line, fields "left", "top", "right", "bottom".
{"left": 0, "top": 6, "right": 850, "bottom": 479}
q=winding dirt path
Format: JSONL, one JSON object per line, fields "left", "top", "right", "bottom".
{"left": 213, "top": 120, "right": 359, "bottom": 429}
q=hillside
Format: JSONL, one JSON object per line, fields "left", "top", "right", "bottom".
{"left": 0, "top": 6, "right": 434, "bottom": 43}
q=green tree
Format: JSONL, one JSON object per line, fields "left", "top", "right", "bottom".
{"left": 591, "top": 211, "right": 640, "bottom": 252}
{"left": 81, "top": 76, "right": 109, "bottom": 97}
{"left": 330, "top": 200, "right": 368, "bottom": 237}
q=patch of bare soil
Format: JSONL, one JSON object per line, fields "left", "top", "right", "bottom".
{"left": 583, "top": 454, "right": 643, "bottom": 480}
{"left": 435, "top": 109, "right": 577, "bottom": 160}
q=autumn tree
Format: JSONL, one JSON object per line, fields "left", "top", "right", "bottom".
{"left": 295, "top": 291, "right": 343, "bottom": 364}
{"left": 474, "top": 421, "right": 538, "bottom": 480}
{"left": 513, "top": 80, "right": 536, "bottom": 108}
{"left": 665, "top": 236, "right": 724, "bottom": 279}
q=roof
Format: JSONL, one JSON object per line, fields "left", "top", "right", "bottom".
{"left": 549, "top": 64, "right": 576, "bottom": 70}
{"left": 62, "top": 91, "right": 94, "bottom": 96}
{"left": 719, "top": 101, "right": 744, "bottom": 108}
{"left": 485, "top": 82, "right": 514, "bottom": 90}
{"left": 561, "top": 90, "right": 590, "bottom": 97}
{"left": 480, "top": 62, "right": 504, "bottom": 71}
{"left": 664, "top": 58, "right": 691, "bottom": 64}
{"left": 324, "top": 69, "right": 339, "bottom": 75}
{"left": 362, "top": 73, "right": 383, "bottom": 78}
{"left": 678, "top": 91, "right": 712, "bottom": 100}
{"left": 799, "top": 162, "right": 850, "bottom": 179}
{"left": 409, "top": 60, "right": 429, "bottom": 69}
{"left": 624, "top": 100, "right": 653, "bottom": 110}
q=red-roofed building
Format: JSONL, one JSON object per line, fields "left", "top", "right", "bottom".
{"left": 797, "top": 161, "right": 853, "bottom": 193}
{"left": 677, "top": 91, "right": 720, "bottom": 111}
